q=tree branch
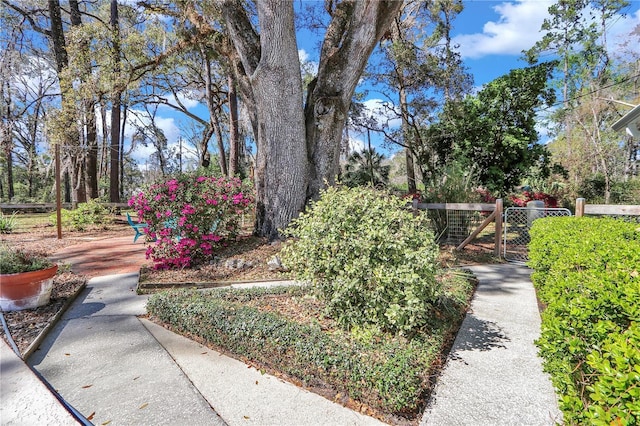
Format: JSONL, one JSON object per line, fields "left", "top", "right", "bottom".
{"left": 2, "top": 1, "right": 52, "bottom": 36}
{"left": 219, "top": 0, "right": 260, "bottom": 76}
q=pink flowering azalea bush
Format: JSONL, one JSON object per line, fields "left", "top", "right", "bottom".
{"left": 128, "top": 175, "right": 253, "bottom": 270}
{"left": 509, "top": 190, "right": 558, "bottom": 208}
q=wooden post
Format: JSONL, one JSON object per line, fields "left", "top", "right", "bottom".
{"left": 575, "top": 198, "right": 585, "bottom": 217}
{"left": 55, "top": 143, "right": 62, "bottom": 240}
{"left": 494, "top": 198, "right": 503, "bottom": 257}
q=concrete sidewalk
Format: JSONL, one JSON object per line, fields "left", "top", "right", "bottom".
{"left": 421, "top": 264, "right": 562, "bottom": 425}
{"left": 1, "top": 339, "right": 77, "bottom": 425}
{"left": 25, "top": 273, "right": 383, "bottom": 426}
{"left": 3, "top": 263, "right": 562, "bottom": 425}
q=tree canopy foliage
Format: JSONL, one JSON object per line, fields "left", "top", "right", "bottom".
{"left": 427, "top": 62, "right": 557, "bottom": 194}
{"left": 1, "top": 0, "right": 638, "bottom": 226}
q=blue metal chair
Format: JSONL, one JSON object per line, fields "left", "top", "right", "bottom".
{"left": 126, "top": 212, "right": 149, "bottom": 243}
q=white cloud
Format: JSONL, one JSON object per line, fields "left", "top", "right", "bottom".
{"left": 299, "top": 48, "right": 318, "bottom": 76}
{"left": 154, "top": 91, "right": 202, "bottom": 112}
{"left": 4, "top": 54, "right": 58, "bottom": 103}
{"left": 154, "top": 116, "right": 181, "bottom": 143}
{"left": 173, "top": 92, "right": 200, "bottom": 109}
{"left": 298, "top": 49, "right": 309, "bottom": 63}
{"left": 345, "top": 135, "right": 365, "bottom": 153}
{"left": 608, "top": 8, "right": 640, "bottom": 57}
{"left": 126, "top": 112, "right": 181, "bottom": 159}
{"left": 361, "top": 98, "right": 402, "bottom": 129}
{"left": 455, "top": 1, "right": 640, "bottom": 60}
{"left": 454, "top": 0, "right": 553, "bottom": 59}
{"left": 96, "top": 107, "right": 182, "bottom": 161}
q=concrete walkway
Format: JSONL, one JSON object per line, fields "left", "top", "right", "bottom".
{"left": 25, "top": 273, "right": 383, "bottom": 426}
{"left": 1, "top": 339, "right": 77, "bottom": 425}
{"left": 3, "top": 262, "right": 562, "bottom": 425}
{"left": 422, "top": 264, "right": 562, "bottom": 425}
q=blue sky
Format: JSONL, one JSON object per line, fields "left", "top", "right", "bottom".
{"left": 133, "top": 0, "right": 640, "bottom": 162}
{"left": 339, "top": 0, "right": 640, "bottom": 154}
{"left": 454, "top": 0, "right": 640, "bottom": 85}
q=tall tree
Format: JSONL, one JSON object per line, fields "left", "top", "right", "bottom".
{"left": 227, "top": 74, "right": 240, "bottom": 177}
{"left": 156, "top": 0, "right": 402, "bottom": 238}
{"left": 367, "top": 0, "right": 471, "bottom": 190}
{"left": 109, "top": 0, "right": 122, "bottom": 202}
{"left": 69, "top": 0, "right": 99, "bottom": 200}
{"left": 3, "top": 0, "right": 99, "bottom": 204}
{"left": 48, "top": 0, "right": 84, "bottom": 205}
{"left": 527, "top": 0, "right": 632, "bottom": 202}
{"left": 428, "top": 63, "right": 557, "bottom": 195}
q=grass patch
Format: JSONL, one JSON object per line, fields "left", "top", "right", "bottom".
{"left": 146, "top": 269, "right": 475, "bottom": 424}
{"left": 7, "top": 212, "right": 53, "bottom": 231}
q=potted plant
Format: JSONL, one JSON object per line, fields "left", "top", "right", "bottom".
{"left": 0, "top": 245, "right": 58, "bottom": 311}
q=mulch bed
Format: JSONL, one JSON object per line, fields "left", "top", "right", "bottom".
{"left": 1, "top": 272, "right": 86, "bottom": 357}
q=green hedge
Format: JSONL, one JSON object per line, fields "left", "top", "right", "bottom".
{"left": 147, "top": 285, "right": 453, "bottom": 417}
{"left": 528, "top": 217, "right": 640, "bottom": 424}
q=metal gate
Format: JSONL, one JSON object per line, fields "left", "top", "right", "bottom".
{"left": 503, "top": 207, "right": 571, "bottom": 263}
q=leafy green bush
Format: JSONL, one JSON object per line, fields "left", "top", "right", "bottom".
{"left": 528, "top": 216, "right": 640, "bottom": 424}
{"left": 49, "top": 199, "right": 113, "bottom": 231}
{"left": 0, "top": 211, "right": 17, "bottom": 234}
{"left": 148, "top": 286, "right": 439, "bottom": 416}
{"left": 578, "top": 174, "right": 640, "bottom": 204}
{"left": 0, "top": 244, "right": 54, "bottom": 274}
{"left": 280, "top": 186, "right": 440, "bottom": 336}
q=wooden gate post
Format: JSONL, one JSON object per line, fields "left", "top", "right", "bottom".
{"left": 575, "top": 198, "right": 585, "bottom": 217}
{"left": 494, "top": 198, "right": 503, "bottom": 257}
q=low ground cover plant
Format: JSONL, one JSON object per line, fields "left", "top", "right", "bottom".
{"left": 529, "top": 217, "right": 640, "bottom": 424}
{"left": 148, "top": 273, "right": 474, "bottom": 421}
{"left": 128, "top": 174, "right": 253, "bottom": 269}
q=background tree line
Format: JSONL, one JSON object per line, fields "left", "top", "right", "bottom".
{"left": 1, "top": 0, "right": 639, "bottom": 238}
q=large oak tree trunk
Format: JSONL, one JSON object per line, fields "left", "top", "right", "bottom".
{"left": 251, "top": 1, "right": 308, "bottom": 239}
{"left": 304, "top": 1, "right": 401, "bottom": 200}
{"left": 221, "top": 0, "right": 400, "bottom": 238}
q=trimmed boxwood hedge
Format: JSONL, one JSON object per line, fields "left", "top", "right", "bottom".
{"left": 528, "top": 216, "right": 640, "bottom": 424}
{"left": 146, "top": 284, "right": 469, "bottom": 418}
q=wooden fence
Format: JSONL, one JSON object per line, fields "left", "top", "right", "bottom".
{"left": 412, "top": 198, "right": 504, "bottom": 256}
{"left": 0, "top": 202, "right": 130, "bottom": 212}
{"left": 414, "top": 198, "right": 639, "bottom": 258}
{"left": 575, "top": 198, "right": 640, "bottom": 217}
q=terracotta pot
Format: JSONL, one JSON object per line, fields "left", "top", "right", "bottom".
{"left": 0, "top": 264, "right": 58, "bottom": 311}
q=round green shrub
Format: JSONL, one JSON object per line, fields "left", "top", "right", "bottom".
{"left": 281, "top": 186, "right": 440, "bottom": 336}
{"left": 49, "top": 199, "right": 113, "bottom": 231}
